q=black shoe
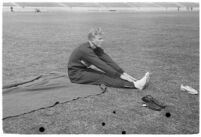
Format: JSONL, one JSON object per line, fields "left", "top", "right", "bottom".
{"left": 142, "top": 95, "right": 166, "bottom": 111}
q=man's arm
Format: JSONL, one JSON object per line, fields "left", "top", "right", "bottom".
{"left": 99, "top": 51, "right": 138, "bottom": 82}
{"left": 80, "top": 60, "right": 104, "bottom": 73}
{"left": 88, "top": 65, "right": 105, "bottom": 73}
{"left": 98, "top": 51, "right": 124, "bottom": 74}
{"left": 81, "top": 49, "right": 122, "bottom": 78}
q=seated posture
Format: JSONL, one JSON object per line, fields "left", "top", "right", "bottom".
{"left": 68, "top": 28, "right": 150, "bottom": 90}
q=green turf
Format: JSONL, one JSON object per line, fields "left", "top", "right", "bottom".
{"left": 3, "top": 11, "right": 199, "bottom": 134}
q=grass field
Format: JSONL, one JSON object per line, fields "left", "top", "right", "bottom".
{"left": 3, "top": 11, "right": 199, "bottom": 134}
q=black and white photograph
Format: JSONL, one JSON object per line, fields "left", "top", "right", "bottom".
{"left": 2, "top": 0, "right": 199, "bottom": 134}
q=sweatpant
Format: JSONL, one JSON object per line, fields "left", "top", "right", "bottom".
{"left": 69, "top": 68, "right": 136, "bottom": 89}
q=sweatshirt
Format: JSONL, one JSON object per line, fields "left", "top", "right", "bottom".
{"left": 68, "top": 42, "right": 124, "bottom": 78}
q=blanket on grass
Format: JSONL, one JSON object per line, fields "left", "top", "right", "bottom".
{"left": 3, "top": 72, "right": 105, "bottom": 118}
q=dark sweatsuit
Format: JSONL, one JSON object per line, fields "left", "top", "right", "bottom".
{"left": 68, "top": 42, "right": 135, "bottom": 88}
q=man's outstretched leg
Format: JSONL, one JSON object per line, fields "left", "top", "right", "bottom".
{"left": 69, "top": 68, "right": 150, "bottom": 90}
{"left": 97, "top": 71, "right": 150, "bottom": 90}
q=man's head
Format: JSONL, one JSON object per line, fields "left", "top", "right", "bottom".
{"left": 88, "top": 27, "right": 104, "bottom": 47}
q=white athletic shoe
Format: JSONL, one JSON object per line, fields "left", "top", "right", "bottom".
{"left": 180, "top": 84, "right": 198, "bottom": 95}
{"left": 134, "top": 72, "right": 150, "bottom": 90}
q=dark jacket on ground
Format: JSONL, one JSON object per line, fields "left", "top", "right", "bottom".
{"left": 68, "top": 42, "right": 124, "bottom": 82}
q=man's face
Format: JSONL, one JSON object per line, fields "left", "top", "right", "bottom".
{"left": 92, "top": 35, "right": 103, "bottom": 47}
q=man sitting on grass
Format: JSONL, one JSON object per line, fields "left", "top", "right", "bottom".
{"left": 68, "top": 27, "right": 150, "bottom": 90}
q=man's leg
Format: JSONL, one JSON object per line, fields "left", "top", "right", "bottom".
{"left": 76, "top": 68, "right": 135, "bottom": 88}
{"left": 99, "top": 75, "right": 136, "bottom": 88}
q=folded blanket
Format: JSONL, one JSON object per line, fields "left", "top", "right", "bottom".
{"left": 3, "top": 72, "right": 105, "bottom": 118}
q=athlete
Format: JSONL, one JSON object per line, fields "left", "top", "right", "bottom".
{"left": 68, "top": 28, "right": 150, "bottom": 90}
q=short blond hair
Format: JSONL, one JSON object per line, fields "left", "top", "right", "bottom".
{"left": 88, "top": 27, "right": 103, "bottom": 41}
